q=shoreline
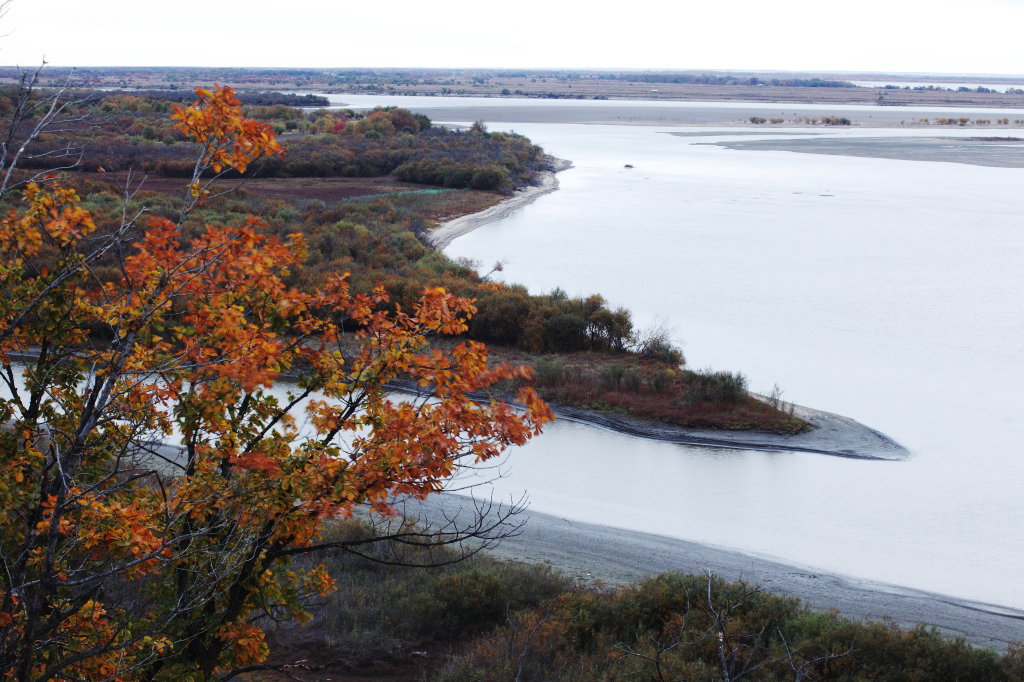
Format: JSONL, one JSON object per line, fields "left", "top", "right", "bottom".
{"left": 421, "top": 161, "right": 907, "bottom": 461}
{"left": 413, "top": 494, "right": 1024, "bottom": 652}
{"left": 425, "top": 156, "right": 572, "bottom": 250}
{"left": 384, "top": 378, "right": 907, "bottom": 461}
{"left": 550, "top": 400, "right": 908, "bottom": 460}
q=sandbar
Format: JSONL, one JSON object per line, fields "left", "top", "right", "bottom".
{"left": 707, "top": 135, "right": 1024, "bottom": 168}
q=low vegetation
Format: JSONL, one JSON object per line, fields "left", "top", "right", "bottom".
{"left": 267, "top": 520, "right": 1024, "bottom": 681}
{"left": 49, "top": 89, "right": 802, "bottom": 432}
{"left": 19, "top": 90, "right": 547, "bottom": 193}
{"left": 439, "top": 572, "right": 1024, "bottom": 681}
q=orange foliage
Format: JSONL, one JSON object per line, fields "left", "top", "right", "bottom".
{"left": 171, "top": 84, "right": 284, "bottom": 200}
{"left": 0, "top": 82, "right": 551, "bottom": 681}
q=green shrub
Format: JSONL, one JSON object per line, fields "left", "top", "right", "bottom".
{"left": 438, "top": 572, "right": 1013, "bottom": 682}
{"left": 598, "top": 364, "right": 626, "bottom": 391}
{"left": 622, "top": 367, "right": 642, "bottom": 392}
{"left": 651, "top": 368, "right": 676, "bottom": 392}
{"left": 271, "top": 520, "right": 572, "bottom": 662}
{"left": 685, "top": 368, "right": 748, "bottom": 404}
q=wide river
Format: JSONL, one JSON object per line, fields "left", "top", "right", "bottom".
{"left": 330, "top": 96, "right": 1024, "bottom": 609}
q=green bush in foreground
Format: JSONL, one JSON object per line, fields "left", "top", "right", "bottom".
{"left": 268, "top": 520, "right": 572, "bottom": 665}
{"left": 263, "top": 523, "right": 1021, "bottom": 680}
{"left": 438, "top": 573, "right": 1017, "bottom": 682}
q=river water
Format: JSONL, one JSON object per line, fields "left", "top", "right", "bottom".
{"left": 322, "top": 95, "right": 1024, "bottom": 609}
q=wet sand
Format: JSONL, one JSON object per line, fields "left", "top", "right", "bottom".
{"left": 413, "top": 494, "right": 1024, "bottom": 652}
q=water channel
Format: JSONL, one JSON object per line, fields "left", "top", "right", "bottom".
{"left": 325, "top": 95, "right": 1024, "bottom": 609}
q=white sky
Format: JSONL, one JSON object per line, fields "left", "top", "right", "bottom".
{"left": 4, "top": 0, "right": 1024, "bottom": 76}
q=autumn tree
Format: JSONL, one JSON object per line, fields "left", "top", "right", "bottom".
{"left": 0, "top": 84, "right": 552, "bottom": 680}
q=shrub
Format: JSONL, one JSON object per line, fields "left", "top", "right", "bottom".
{"left": 685, "top": 368, "right": 748, "bottom": 404}
{"left": 438, "top": 572, "right": 1012, "bottom": 682}
{"left": 274, "top": 520, "right": 572, "bottom": 662}
{"left": 532, "top": 357, "right": 564, "bottom": 386}
{"left": 598, "top": 364, "right": 626, "bottom": 391}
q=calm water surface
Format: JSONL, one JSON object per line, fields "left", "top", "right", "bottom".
{"left": 331, "top": 97, "right": 1024, "bottom": 608}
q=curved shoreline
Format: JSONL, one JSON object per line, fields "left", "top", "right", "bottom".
{"left": 411, "top": 494, "right": 1024, "bottom": 652}
{"left": 550, "top": 400, "right": 908, "bottom": 460}
{"left": 420, "top": 161, "right": 907, "bottom": 461}
{"left": 426, "top": 156, "right": 573, "bottom": 249}
{"left": 384, "top": 374, "right": 907, "bottom": 460}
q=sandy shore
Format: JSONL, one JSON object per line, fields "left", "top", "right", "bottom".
{"left": 426, "top": 157, "right": 573, "bottom": 250}
{"left": 412, "top": 494, "right": 1024, "bottom": 652}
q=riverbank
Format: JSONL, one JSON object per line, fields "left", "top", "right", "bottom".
{"left": 551, "top": 399, "right": 908, "bottom": 460}
{"left": 413, "top": 494, "right": 1024, "bottom": 652}
{"left": 425, "top": 156, "right": 572, "bottom": 249}
{"left": 423, "top": 158, "right": 907, "bottom": 460}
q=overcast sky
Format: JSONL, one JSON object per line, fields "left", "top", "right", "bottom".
{"left": 5, "top": 0, "right": 1024, "bottom": 76}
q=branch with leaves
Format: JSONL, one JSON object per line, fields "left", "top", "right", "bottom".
{"left": 0, "top": 82, "right": 552, "bottom": 681}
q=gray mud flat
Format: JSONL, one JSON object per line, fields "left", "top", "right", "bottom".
{"left": 710, "top": 135, "right": 1024, "bottom": 167}
{"left": 551, "top": 401, "right": 908, "bottom": 460}
{"left": 410, "top": 495, "right": 1024, "bottom": 652}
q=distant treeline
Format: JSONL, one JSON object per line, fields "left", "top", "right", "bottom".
{"left": 16, "top": 90, "right": 544, "bottom": 192}
{"left": 883, "top": 84, "right": 1024, "bottom": 95}
{"left": 597, "top": 73, "right": 856, "bottom": 87}
{"left": 76, "top": 89, "right": 329, "bottom": 107}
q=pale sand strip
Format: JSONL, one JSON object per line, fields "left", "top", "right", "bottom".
{"left": 426, "top": 157, "right": 572, "bottom": 250}
{"left": 411, "top": 494, "right": 1024, "bottom": 652}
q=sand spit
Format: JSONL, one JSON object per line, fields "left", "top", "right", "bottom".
{"left": 552, "top": 401, "right": 909, "bottom": 460}
{"left": 426, "top": 157, "right": 572, "bottom": 250}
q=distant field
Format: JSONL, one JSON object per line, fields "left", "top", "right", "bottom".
{"left": 9, "top": 66, "right": 1024, "bottom": 108}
